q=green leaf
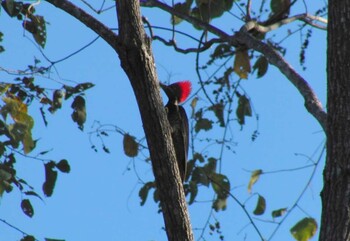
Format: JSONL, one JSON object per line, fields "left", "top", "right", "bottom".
{"left": 139, "top": 181, "right": 155, "bottom": 206}
{"left": 23, "top": 15, "right": 46, "bottom": 48}
{"left": 290, "top": 217, "right": 317, "bottom": 241}
{"left": 56, "top": 159, "right": 70, "bottom": 173}
{"left": 1, "top": 0, "right": 16, "bottom": 17}
{"left": 211, "top": 173, "right": 230, "bottom": 199}
{"left": 270, "top": 0, "right": 291, "bottom": 15}
{"left": 45, "top": 239, "right": 65, "bottom": 241}
{"left": 195, "top": 0, "right": 233, "bottom": 22}
{"left": 24, "top": 191, "right": 43, "bottom": 201}
{"left": 253, "top": 195, "right": 266, "bottom": 215}
{"left": 123, "top": 134, "right": 139, "bottom": 157}
{"left": 21, "top": 199, "right": 34, "bottom": 217}
{"left": 74, "top": 82, "right": 95, "bottom": 92}
{"left": 209, "top": 103, "right": 225, "bottom": 127}
{"left": 188, "top": 181, "right": 198, "bottom": 205}
{"left": 253, "top": 56, "right": 269, "bottom": 78}
{"left": 212, "top": 197, "right": 227, "bottom": 212}
{"left": 272, "top": 207, "right": 287, "bottom": 218}
{"left": 192, "top": 166, "right": 210, "bottom": 186}
{"left": 172, "top": 2, "right": 191, "bottom": 24}
{"left": 43, "top": 161, "right": 57, "bottom": 197}
{"left": 193, "top": 152, "right": 205, "bottom": 163}
{"left": 195, "top": 118, "right": 213, "bottom": 132}
{"left": 71, "top": 95, "right": 86, "bottom": 131}
{"left": 248, "top": 169, "right": 263, "bottom": 193}
{"left": 233, "top": 49, "right": 251, "bottom": 79}
{"left": 190, "top": 97, "right": 198, "bottom": 118}
{"left": 22, "top": 130, "right": 35, "bottom": 154}
{"left": 0, "top": 168, "right": 13, "bottom": 196}
{"left": 236, "top": 95, "right": 252, "bottom": 125}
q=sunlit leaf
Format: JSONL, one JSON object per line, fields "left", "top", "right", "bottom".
{"left": 272, "top": 207, "right": 287, "bottom": 218}
{"left": 248, "top": 169, "right": 263, "bottom": 193}
{"left": 21, "top": 199, "right": 34, "bottom": 217}
{"left": 190, "top": 97, "right": 198, "bottom": 118}
{"left": 253, "top": 56, "right": 269, "bottom": 78}
{"left": 22, "top": 131, "right": 35, "bottom": 154}
{"left": 290, "top": 217, "right": 317, "bottom": 241}
{"left": 71, "top": 95, "right": 86, "bottom": 131}
{"left": 0, "top": 83, "right": 11, "bottom": 95}
{"left": 212, "top": 198, "right": 227, "bottom": 212}
{"left": 211, "top": 173, "right": 230, "bottom": 199}
{"left": 253, "top": 195, "right": 266, "bottom": 215}
{"left": 123, "top": 134, "right": 139, "bottom": 157}
{"left": 195, "top": 118, "right": 213, "bottom": 132}
{"left": 233, "top": 49, "right": 251, "bottom": 79}
{"left": 43, "top": 161, "right": 57, "bottom": 197}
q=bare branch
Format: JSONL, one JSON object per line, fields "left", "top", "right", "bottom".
{"left": 246, "top": 0, "right": 252, "bottom": 21}
{"left": 242, "top": 14, "right": 327, "bottom": 33}
{"left": 235, "top": 28, "right": 327, "bottom": 132}
{"left": 46, "top": 0, "right": 118, "bottom": 50}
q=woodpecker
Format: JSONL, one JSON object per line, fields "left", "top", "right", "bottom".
{"left": 160, "top": 81, "right": 191, "bottom": 183}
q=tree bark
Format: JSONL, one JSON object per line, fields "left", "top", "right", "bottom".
{"left": 115, "top": 1, "right": 194, "bottom": 241}
{"left": 320, "top": 1, "right": 350, "bottom": 240}
{"left": 46, "top": 0, "right": 194, "bottom": 240}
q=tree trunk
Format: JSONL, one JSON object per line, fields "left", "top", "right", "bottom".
{"left": 115, "top": 1, "right": 194, "bottom": 241}
{"left": 320, "top": 1, "right": 350, "bottom": 240}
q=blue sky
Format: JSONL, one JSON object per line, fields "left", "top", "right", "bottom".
{"left": 0, "top": 1, "right": 326, "bottom": 240}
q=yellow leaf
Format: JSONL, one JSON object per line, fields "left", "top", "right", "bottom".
{"left": 0, "top": 84, "right": 11, "bottom": 96}
{"left": 190, "top": 97, "right": 198, "bottom": 118}
{"left": 23, "top": 131, "right": 35, "bottom": 154}
{"left": 233, "top": 49, "right": 251, "bottom": 79}
{"left": 290, "top": 217, "right": 317, "bottom": 241}
{"left": 248, "top": 169, "right": 263, "bottom": 193}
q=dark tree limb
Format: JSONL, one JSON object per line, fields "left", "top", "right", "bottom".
{"left": 320, "top": 1, "right": 350, "bottom": 240}
{"left": 45, "top": 0, "right": 194, "bottom": 240}
{"left": 115, "top": 2, "right": 194, "bottom": 240}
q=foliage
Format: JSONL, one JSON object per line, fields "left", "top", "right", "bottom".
{"left": 0, "top": 0, "right": 328, "bottom": 240}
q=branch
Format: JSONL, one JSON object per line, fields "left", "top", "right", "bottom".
{"left": 243, "top": 14, "right": 327, "bottom": 33}
{"left": 115, "top": 1, "right": 194, "bottom": 241}
{"left": 235, "top": 29, "right": 327, "bottom": 132}
{"left": 142, "top": 0, "right": 327, "bottom": 132}
{"left": 45, "top": 0, "right": 118, "bottom": 50}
